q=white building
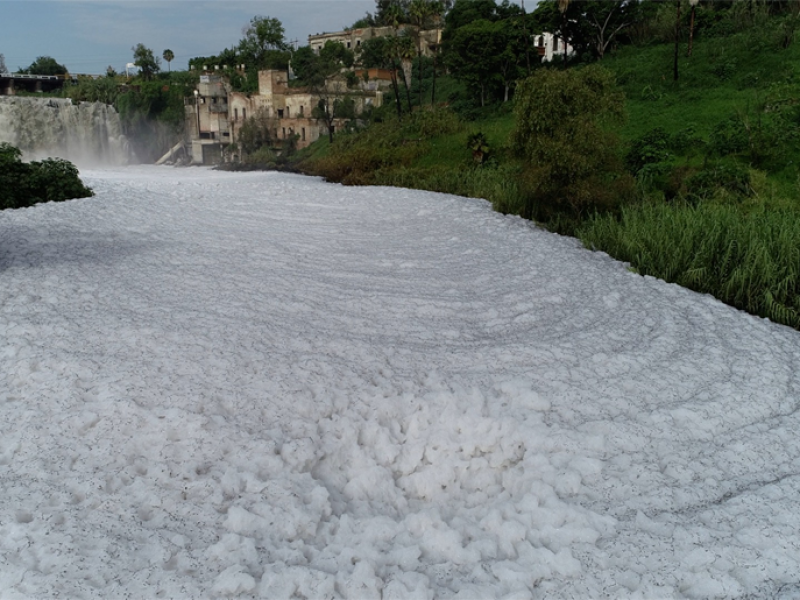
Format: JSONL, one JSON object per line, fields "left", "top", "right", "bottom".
{"left": 534, "top": 32, "right": 574, "bottom": 63}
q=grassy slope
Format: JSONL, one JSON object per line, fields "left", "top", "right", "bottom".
{"left": 297, "top": 27, "right": 800, "bottom": 329}
{"left": 613, "top": 30, "right": 800, "bottom": 190}
{"left": 303, "top": 26, "right": 800, "bottom": 197}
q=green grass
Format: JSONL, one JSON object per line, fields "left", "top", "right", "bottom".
{"left": 296, "top": 20, "right": 800, "bottom": 331}
{"left": 578, "top": 201, "right": 800, "bottom": 328}
{"left": 609, "top": 28, "right": 800, "bottom": 192}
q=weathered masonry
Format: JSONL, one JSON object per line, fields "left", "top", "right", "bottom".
{"left": 185, "top": 69, "right": 385, "bottom": 165}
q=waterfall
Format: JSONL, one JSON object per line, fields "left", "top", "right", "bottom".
{"left": 0, "top": 96, "right": 133, "bottom": 166}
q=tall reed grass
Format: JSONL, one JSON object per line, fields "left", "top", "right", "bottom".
{"left": 578, "top": 202, "right": 800, "bottom": 328}
{"left": 371, "top": 165, "right": 525, "bottom": 215}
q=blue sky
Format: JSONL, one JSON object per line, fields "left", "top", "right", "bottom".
{"left": 1, "top": 1, "right": 380, "bottom": 75}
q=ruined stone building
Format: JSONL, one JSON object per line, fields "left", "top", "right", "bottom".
{"left": 185, "top": 68, "right": 386, "bottom": 165}
{"left": 308, "top": 25, "right": 442, "bottom": 58}
{"left": 184, "top": 24, "right": 443, "bottom": 165}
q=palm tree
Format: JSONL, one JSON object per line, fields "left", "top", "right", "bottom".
{"left": 409, "top": 0, "right": 434, "bottom": 106}
{"left": 429, "top": 0, "right": 445, "bottom": 105}
{"left": 396, "top": 35, "right": 416, "bottom": 113}
{"left": 384, "top": 3, "right": 415, "bottom": 113}
{"left": 163, "top": 49, "right": 174, "bottom": 73}
{"left": 558, "top": 0, "right": 570, "bottom": 68}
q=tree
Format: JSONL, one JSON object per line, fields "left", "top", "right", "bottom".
{"left": 238, "top": 15, "right": 289, "bottom": 70}
{"left": 376, "top": 0, "right": 411, "bottom": 25}
{"left": 393, "top": 33, "right": 416, "bottom": 112}
{"left": 529, "top": 0, "right": 644, "bottom": 62}
{"left": 558, "top": 0, "right": 571, "bottom": 67}
{"left": 1, "top": 143, "right": 93, "bottom": 211}
{"left": 18, "top": 56, "right": 68, "bottom": 76}
{"left": 428, "top": 1, "right": 446, "bottom": 104}
{"left": 445, "top": 19, "right": 508, "bottom": 106}
{"left": 377, "top": 3, "right": 417, "bottom": 113}
{"left": 293, "top": 41, "right": 354, "bottom": 88}
{"left": 163, "top": 49, "right": 174, "bottom": 73}
{"left": 293, "top": 41, "right": 357, "bottom": 143}
{"left": 366, "top": 0, "right": 451, "bottom": 26}
{"left": 360, "top": 36, "right": 404, "bottom": 118}
{"left": 0, "top": 54, "right": 7, "bottom": 74}
{"left": 584, "top": 1, "right": 642, "bottom": 59}
{"left": 132, "top": 44, "right": 160, "bottom": 80}
{"left": 410, "top": 0, "right": 431, "bottom": 105}
{"left": 511, "top": 66, "right": 633, "bottom": 218}
{"left": 237, "top": 108, "right": 276, "bottom": 154}
{"left": 312, "top": 89, "right": 354, "bottom": 144}
{"left": 443, "top": 0, "right": 500, "bottom": 34}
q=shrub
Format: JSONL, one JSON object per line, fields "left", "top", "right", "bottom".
{"left": 685, "top": 161, "right": 752, "bottom": 200}
{"left": 669, "top": 126, "right": 706, "bottom": 156}
{"left": 301, "top": 108, "right": 463, "bottom": 186}
{"left": 709, "top": 104, "right": 798, "bottom": 170}
{"left": 511, "top": 66, "right": 635, "bottom": 219}
{"left": 238, "top": 108, "right": 277, "bottom": 155}
{"left": 410, "top": 106, "right": 463, "bottom": 137}
{"left": 0, "top": 143, "right": 93, "bottom": 210}
{"left": 625, "top": 127, "right": 671, "bottom": 175}
{"left": 709, "top": 114, "right": 750, "bottom": 157}
{"left": 467, "top": 132, "right": 490, "bottom": 165}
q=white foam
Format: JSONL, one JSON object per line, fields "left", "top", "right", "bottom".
{"left": 1, "top": 165, "right": 799, "bottom": 598}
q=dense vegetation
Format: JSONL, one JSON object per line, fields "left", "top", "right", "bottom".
{"left": 0, "top": 143, "right": 93, "bottom": 210}
{"left": 62, "top": 69, "right": 198, "bottom": 162}
{"left": 15, "top": 44, "right": 199, "bottom": 162}
{"left": 297, "top": 0, "right": 800, "bottom": 330}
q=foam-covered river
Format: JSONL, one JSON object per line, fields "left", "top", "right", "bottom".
{"left": 1, "top": 166, "right": 799, "bottom": 598}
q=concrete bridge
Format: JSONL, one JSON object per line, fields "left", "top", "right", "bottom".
{"left": 0, "top": 73, "right": 65, "bottom": 96}
{"left": 1, "top": 73, "right": 68, "bottom": 96}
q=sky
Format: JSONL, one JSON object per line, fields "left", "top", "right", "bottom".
{"left": 2, "top": 163, "right": 800, "bottom": 597}
{"left": 1, "top": 1, "right": 380, "bottom": 75}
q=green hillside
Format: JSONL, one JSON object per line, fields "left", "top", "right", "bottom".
{"left": 297, "top": 7, "right": 800, "bottom": 329}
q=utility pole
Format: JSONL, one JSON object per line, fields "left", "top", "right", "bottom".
{"left": 673, "top": 0, "right": 681, "bottom": 81}
{"left": 521, "top": 0, "right": 531, "bottom": 75}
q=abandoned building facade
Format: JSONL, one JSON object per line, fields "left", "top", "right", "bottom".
{"left": 184, "top": 68, "right": 387, "bottom": 165}
{"left": 182, "top": 23, "right": 567, "bottom": 165}
{"left": 183, "top": 24, "right": 438, "bottom": 166}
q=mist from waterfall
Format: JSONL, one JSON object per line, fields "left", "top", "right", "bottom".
{"left": 0, "top": 97, "right": 134, "bottom": 167}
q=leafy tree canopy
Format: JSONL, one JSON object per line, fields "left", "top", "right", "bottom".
{"left": 0, "top": 143, "right": 93, "bottom": 210}
{"left": 348, "top": 14, "right": 378, "bottom": 29}
{"left": 132, "top": 44, "right": 160, "bottom": 80}
{"left": 163, "top": 49, "right": 175, "bottom": 72}
{"left": 512, "top": 66, "right": 632, "bottom": 217}
{"left": 18, "top": 56, "right": 68, "bottom": 76}
{"left": 359, "top": 36, "right": 398, "bottom": 70}
{"left": 292, "top": 42, "right": 354, "bottom": 88}
{"left": 238, "top": 15, "right": 290, "bottom": 69}
{"left": 356, "top": 0, "right": 451, "bottom": 27}
{"left": 444, "top": 0, "right": 519, "bottom": 33}
{"left": 189, "top": 47, "right": 239, "bottom": 72}
{"left": 529, "top": 0, "right": 644, "bottom": 60}
{"left": 445, "top": 18, "right": 523, "bottom": 106}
